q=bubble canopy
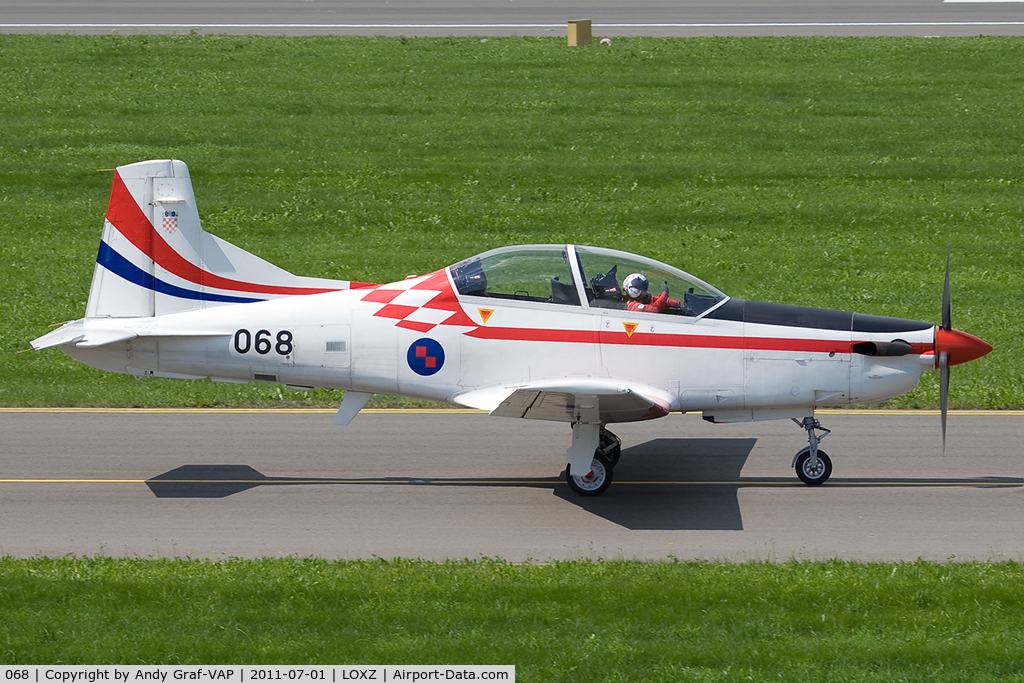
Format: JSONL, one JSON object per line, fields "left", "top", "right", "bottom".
{"left": 448, "top": 244, "right": 728, "bottom": 317}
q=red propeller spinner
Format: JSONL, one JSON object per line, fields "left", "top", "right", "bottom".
{"left": 934, "top": 327, "right": 992, "bottom": 368}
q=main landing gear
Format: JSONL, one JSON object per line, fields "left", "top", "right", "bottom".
{"left": 565, "top": 427, "right": 621, "bottom": 496}
{"left": 792, "top": 417, "right": 832, "bottom": 485}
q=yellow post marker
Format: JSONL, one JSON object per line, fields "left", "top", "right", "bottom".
{"left": 567, "top": 19, "right": 592, "bottom": 46}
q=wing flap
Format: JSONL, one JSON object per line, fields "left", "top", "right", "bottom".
{"left": 454, "top": 379, "right": 672, "bottom": 424}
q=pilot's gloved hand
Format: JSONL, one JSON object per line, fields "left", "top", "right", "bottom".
{"left": 661, "top": 281, "right": 669, "bottom": 295}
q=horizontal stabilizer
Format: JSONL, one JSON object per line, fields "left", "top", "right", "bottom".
{"left": 31, "top": 318, "right": 230, "bottom": 350}
{"left": 31, "top": 321, "right": 91, "bottom": 350}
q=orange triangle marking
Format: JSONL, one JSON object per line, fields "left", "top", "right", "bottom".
{"left": 623, "top": 322, "right": 639, "bottom": 338}
{"left": 478, "top": 308, "right": 495, "bottom": 324}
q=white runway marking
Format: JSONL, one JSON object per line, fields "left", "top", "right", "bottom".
{"left": 4, "top": 22, "right": 1024, "bottom": 29}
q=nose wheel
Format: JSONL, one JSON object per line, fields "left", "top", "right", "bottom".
{"left": 795, "top": 447, "right": 832, "bottom": 484}
{"left": 792, "top": 417, "right": 832, "bottom": 485}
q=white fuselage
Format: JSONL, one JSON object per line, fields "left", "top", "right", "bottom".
{"left": 63, "top": 266, "right": 935, "bottom": 422}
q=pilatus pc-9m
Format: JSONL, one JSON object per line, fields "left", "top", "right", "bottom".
{"left": 33, "top": 160, "right": 991, "bottom": 495}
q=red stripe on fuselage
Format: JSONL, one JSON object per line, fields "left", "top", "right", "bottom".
{"left": 105, "top": 171, "right": 341, "bottom": 297}
{"left": 464, "top": 325, "right": 932, "bottom": 355}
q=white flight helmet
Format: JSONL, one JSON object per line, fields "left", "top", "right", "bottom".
{"left": 623, "top": 273, "right": 649, "bottom": 299}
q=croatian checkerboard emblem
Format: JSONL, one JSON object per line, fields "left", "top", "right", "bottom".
{"left": 162, "top": 211, "right": 179, "bottom": 234}
{"left": 407, "top": 338, "right": 445, "bottom": 376}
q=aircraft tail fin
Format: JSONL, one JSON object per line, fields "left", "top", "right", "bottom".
{"left": 86, "top": 159, "right": 354, "bottom": 319}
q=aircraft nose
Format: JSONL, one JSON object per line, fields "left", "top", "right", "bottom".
{"left": 934, "top": 327, "right": 993, "bottom": 367}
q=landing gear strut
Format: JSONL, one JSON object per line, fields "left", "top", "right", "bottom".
{"left": 597, "top": 427, "right": 621, "bottom": 468}
{"left": 792, "top": 417, "right": 832, "bottom": 485}
{"left": 565, "top": 426, "right": 621, "bottom": 496}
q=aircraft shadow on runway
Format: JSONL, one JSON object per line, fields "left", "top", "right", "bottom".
{"left": 145, "top": 438, "right": 1024, "bottom": 532}
{"left": 143, "top": 437, "right": 756, "bottom": 531}
{"left": 554, "top": 438, "right": 756, "bottom": 531}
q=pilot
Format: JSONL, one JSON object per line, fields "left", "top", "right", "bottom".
{"left": 622, "top": 273, "right": 680, "bottom": 313}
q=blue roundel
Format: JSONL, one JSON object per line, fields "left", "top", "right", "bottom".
{"left": 407, "top": 338, "right": 445, "bottom": 376}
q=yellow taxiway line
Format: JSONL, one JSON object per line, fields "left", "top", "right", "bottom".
{"left": 2, "top": 408, "right": 1023, "bottom": 415}
{"left": 0, "top": 407, "right": 480, "bottom": 414}
{"left": 1, "top": 477, "right": 1020, "bottom": 487}
{"left": 0, "top": 478, "right": 149, "bottom": 484}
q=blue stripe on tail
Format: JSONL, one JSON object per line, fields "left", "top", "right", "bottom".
{"left": 97, "top": 241, "right": 265, "bottom": 305}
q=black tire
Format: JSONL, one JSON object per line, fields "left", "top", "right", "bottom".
{"left": 598, "top": 428, "right": 622, "bottom": 468}
{"left": 795, "top": 449, "right": 832, "bottom": 485}
{"left": 565, "top": 455, "right": 614, "bottom": 496}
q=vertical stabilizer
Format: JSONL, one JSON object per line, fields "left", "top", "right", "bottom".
{"left": 86, "top": 159, "right": 351, "bottom": 319}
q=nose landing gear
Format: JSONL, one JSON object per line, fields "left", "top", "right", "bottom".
{"left": 792, "top": 417, "right": 832, "bottom": 485}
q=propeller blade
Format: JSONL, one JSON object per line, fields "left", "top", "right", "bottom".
{"left": 940, "top": 254, "right": 951, "bottom": 453}
{"left": 934, "top": 255, "right": 992, "bottom": 452}
{"left": 939, "top": 351, "right": 949, "bottom": 453}
{"left": 942, "top": 253, "right": 951, "bottom": 332}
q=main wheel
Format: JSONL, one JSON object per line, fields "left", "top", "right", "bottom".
{"left": 795, "top": 449, "right": 832, "bottom": 485}
{"left": 598, "top": 428, "right": 622, "bottom": 468}
{"left": 566, "top": 455, "right": 613, "bottom": 496}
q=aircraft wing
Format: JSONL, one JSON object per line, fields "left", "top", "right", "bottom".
{"left": 453, "top": 379, "right": 672, "bottom": 424}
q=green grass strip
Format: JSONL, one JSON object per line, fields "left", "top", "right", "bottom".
{"left": 2, "top": 557, "right": 1023, "bottom": 681}
{"left": 2, "top": 35, "right": 1022, "bottom": 408}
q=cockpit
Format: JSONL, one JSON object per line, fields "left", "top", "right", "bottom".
{"left": 448, "top": 244, "right": 728, "bottom": 317}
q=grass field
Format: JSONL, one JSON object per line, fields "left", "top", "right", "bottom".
{"left": 2, "top": 557, "right": 1023, "bottom": 681}
{"left": 3, "top": 36, "right": 1024, "bottom": 677}
{"left": 1, "top": 35, "right": 1022, "bottom": 407}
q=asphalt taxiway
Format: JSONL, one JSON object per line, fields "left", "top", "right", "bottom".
{"left": 2, "top": 410, "right": 1022, "bottom": 561}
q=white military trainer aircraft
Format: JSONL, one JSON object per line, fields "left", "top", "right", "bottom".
{"left": 33, "top": 160, "right": 992, "bottom": 495}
